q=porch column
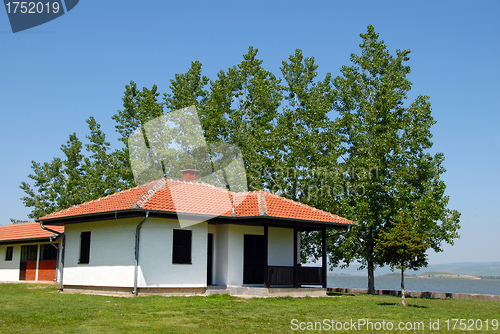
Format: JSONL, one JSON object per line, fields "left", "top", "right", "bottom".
{"left": 293, "top": 227, "right": 298, "bottom": 288}
{"left": 322, "top": 228, "right": 327, "bottom": 288}
{"left": 263, "top": 225, "right": 269, "bottom": 288}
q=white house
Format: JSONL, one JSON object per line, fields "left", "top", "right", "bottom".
{"left": 37, "top": 170, "right": 352, "bottom": 296}
{"left": 0, "top": 222, "right": 63, "bottom": 282}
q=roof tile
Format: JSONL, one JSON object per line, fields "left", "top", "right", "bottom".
{"left": 0, "top": 222, "right": 63, "bottom": 242}
{"left": 39, "top": 179, "right": 352, "bottom": 225}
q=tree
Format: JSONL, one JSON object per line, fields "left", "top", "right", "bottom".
{"left": 201, "top": 46, "right": 282, "bottom": 189}
{"left": 20, "top": 38, "right": 459, "bottom": 287}
{"left": 9, "top": 218, "right": 29, "bottom": 224}
{"left": 164, "top": 60, "right": 209, "bottom": 113}
{"left": 272, "top": 49, "right": 341, "bottom": 263}
{"left": 82, "top": 117, "right": 127, "bottom": 200}
{"left": 20, "top": 134, "right": 83, "bottom": 218}
{"left": 375, "top": 215, "right": 428, "bottom": 306}
{"left": 20, "top": 118, "right": 129, "bottom": 218}
{"left": 325, "top": 25, "right": 460, "bottom": 294}
{"left": 273, "top": 49, "right": 337, "bottom": 202}
{"left": 112, "top": 81, "right": 165, "bottom": 186}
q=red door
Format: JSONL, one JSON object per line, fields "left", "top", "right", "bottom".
{"left": 19, "top": 245, "right": 38, "bottom": 281}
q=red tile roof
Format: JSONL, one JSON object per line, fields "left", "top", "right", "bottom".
{"left": 0, "top": 222, "right": 64, "bottom": 242}
{"left": 39, "top": 179, "right": 352, "bottom": 225}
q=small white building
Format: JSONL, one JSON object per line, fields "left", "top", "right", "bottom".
{"left": 37, "top": 171, "right": 352, "bottom": 295}
{"left": 0, "top": 222, "right": 63, "bottom": 282}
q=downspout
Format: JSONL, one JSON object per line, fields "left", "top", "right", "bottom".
{"left": 133, "top": 210, "right": 149, "bottom": 295}
{"left": 40, "top": 222, "right": 65, "bottom": 291}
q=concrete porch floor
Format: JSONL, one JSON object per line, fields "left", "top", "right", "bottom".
{"left": 205, "top": 285, "right": 327, "bottom": 298}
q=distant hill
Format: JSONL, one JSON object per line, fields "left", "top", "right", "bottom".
{"left": 329, "top": 262, "right": 500, "bottom": 277}
{"left": 423, "top": 262, "right": 500, "bottom": 277}
{"left": 379, "top": 271, "right": 482, "bottom": 280}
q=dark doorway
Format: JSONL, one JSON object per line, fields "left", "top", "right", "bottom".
{"left": 207, "top": 233, "right": 213, "bottom": 285}
{"left": 19, "top": 245, "right": 38, "bottom": 281}
{"left": 243, "top": 234, "right": 265, "bottom": 284}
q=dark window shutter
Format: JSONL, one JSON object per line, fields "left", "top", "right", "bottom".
{"left": 79, "top": 231, "right": 91, "bottom": 264}
{"left": 172, "top": 229, "right": 192, "bottom": 264}
{"left": 5, "top": 246, "right": 13, "bottom": 261}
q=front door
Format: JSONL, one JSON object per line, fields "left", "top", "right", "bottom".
{"left": 243, "top": 234, "right": 265, "bottom": 284}
{"left": 19, "top": 245, "right": 38, "bottom": 281}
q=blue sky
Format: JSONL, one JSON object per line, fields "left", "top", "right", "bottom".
{"left": 1, "top": 1, "right": 498, "bottom": 265}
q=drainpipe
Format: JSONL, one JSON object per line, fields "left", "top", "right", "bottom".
{"left": 133, "top": 210, "right": 149, "bottom": 295}
{"left": 40, "top": 222, "right": 65, "bottom": 291}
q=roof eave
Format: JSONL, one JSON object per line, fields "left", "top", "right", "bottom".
{"left": 36, "top": 209, "right": 149, "bottom": 225}
{"left": 38, "top": 208, "right": 352, "bottom": 230}
{"left": 0, "top": 237, "right": 54, "bottom": 245}
{"left": 213, "top": 215, "right": 352, "bottom": 230}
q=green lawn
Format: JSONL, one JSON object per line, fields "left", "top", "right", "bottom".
{"left": 0, "top": 283, "right": 499, "bottom": 333}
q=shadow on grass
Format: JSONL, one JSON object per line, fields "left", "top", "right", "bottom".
{"left": 407, "top": 304, "right": 427, "bottom": 308}
{"left": 328, "top": 292, "right": 355, "bottom": 296}
{"left": 377, "top": 302, "right": 428, "bottom": 309}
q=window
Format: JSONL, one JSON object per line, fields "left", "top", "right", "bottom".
{"left": 40, "top": 244, "right": 58, "bottom": 261}
{"left": 20, "top": 245, "right": 37, "bottom": 262}
{"left": 172, "top": 229, "right": 192, "bottom": 264}
{"left": 5, "top": 246, "right": 13, "bottom": 261}
{"left": 79, "top": 231, "right": 91, "bottom": 264}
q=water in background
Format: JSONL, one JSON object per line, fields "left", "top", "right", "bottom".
{"left": 328, "top": 275, "right": 500, "bottom": 296}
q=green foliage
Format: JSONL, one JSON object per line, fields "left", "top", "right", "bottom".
{"left": 313, "top": 25, "right": 461, "bottom": 293}
{"left": 82, "top": 117, "right": 128, "bottom": 199}
{"left": 375, "top": 218, "right": 429, "bottom": 272}
{"left": 9, "top": 218, "right": 29, "bottom": 224}
{"left": 21, "top": 137, "right": 78, "bottom": 218}
{"left": 112, "top": 81, "right": 164, "bottom": 145}
{"left": 112, "top": 81, "right": 166, "bottom": 187}
{"left": 273, "top": 49, "right": 337, "bottom": 202}
{"left": 20, "top": 119, "right": 125, "bottom": 218}
{"left": 375, "top": 215, "right": 429, "bottom": 306}
{"left": 20, "top": 29, "right": 459, "bottom": 293}
{"left": 164, "top": 60, "right": 209, "bottom": 112}
{"left": 201, "top": 46, "right": 282, "bottom": 189}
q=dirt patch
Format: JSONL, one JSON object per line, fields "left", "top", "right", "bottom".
{"left": 27, "top": 286, "right": 48, "bottom": 290}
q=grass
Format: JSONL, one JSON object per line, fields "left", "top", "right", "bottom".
{"left": 0, "top": 284, "right": 499, "bottom": 333}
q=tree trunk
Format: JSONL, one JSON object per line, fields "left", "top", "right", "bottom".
{"left": 367, "top": 261, "right": 375, "bottom": 294}
{"left": 401, "top": 267, "right": 406, "bottom": 307}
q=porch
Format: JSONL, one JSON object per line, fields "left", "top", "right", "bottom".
{"left": 205, "top": 285, "right": 327, "bottom": 298}
{"left": 244, "top": 225, "right": 329, "bottom": 289}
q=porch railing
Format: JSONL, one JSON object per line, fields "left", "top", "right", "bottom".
{"left": 267, "top": 266, "right": 323, "bottom": 286}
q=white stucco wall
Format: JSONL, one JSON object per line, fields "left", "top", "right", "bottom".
{"left": 228, "top": 225, "right": 263, "bottom": 286}
{"left": 0, "top": 241, "right": 61, "bottom": 282}
{"left": 63, "top": 216, "right": 209, "bottom": 288}
{"left": 58, "top": 218, "right": 299, "bottom": 289}
{"left": 63, "top": 218, "right": 138, "bottom": 287}
{"left": 214, "top": 224, "right": 229, "bottom": 286}
{"left": 268, "top": 227, "right": 294, "bottom": 266}
{"left": 0, "top": 244, "right": 21, "bottom": 281}
{"left": 138, "top": 218, "right": 208, "bottom": 288}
